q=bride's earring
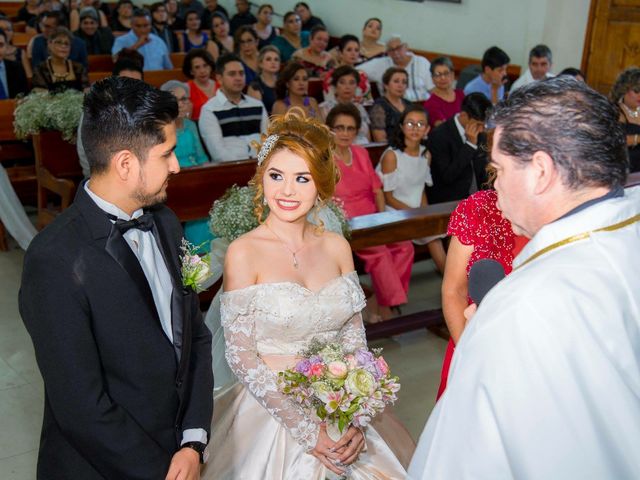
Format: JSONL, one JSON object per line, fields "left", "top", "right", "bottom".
{"left": 263, "top": 196, "right": 267, "bottom": 205}
{"left": 314, "top": 197, "right": 320, "bottom": 208}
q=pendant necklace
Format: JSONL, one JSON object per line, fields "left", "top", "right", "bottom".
{"left": 621, "top": 102, "right": 640, "bottom": 119}
{"left": 265, "top": 222, "right": 306, "bottom": 269}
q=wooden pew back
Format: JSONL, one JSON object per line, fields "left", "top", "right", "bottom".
{"left": 89, "top": 68, "right": 188, "bottom": 87}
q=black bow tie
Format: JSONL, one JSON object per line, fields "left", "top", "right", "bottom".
{"left": 108, "top": 213, "right": 155, "bottom": 233}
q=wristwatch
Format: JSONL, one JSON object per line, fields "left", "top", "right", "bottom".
{"left": 182, "top": 441, "right": 209, "bottom": 464}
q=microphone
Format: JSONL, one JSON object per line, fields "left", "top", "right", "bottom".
{"left": 468, "top": 259, "right": 506, "bottom": 305}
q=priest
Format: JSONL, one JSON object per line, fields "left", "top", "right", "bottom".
{"left": 409, "top": 77, "right": 640, "bottom": 479}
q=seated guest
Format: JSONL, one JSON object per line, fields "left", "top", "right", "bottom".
{"left": 328, "top": 103, "right": 414, "bottom": 322}
{"left": 254, "top": 3, "right": 279, "bottom": 48}
{"left": 26, "top": 11, "right": 88, "bottom": 78}
{"left": 230, "top": 0, "right": 256, "bottom": 35}
{"left": 610, "top": 67, "right": 640, "bottom": 172}
{"left": 179, "top": 9, "right": 209, "bottom": 52}
{"left": 377, "top": 105, "right": 446, "bottom": 273}
{"left": 423, "top": 56, "right": 464, "bottom": 128}
{"left": 247, "top": 45, "right": 279, "bottom": 114}
{"left": 323, "top": 34, "right": 371, "bottom": 104}
{"left": 177, "top": 0, "right": 204, "bottom": 20}
{"left": 199, "top": 53, "right": 268, "bottom": 162}
{"left": 294, "top": 2, "right": 323, "bottom": 31}
{"left": 0, "top": 28, "right": 27, "bottom": 98}
{"left": 110, "top": 0, "right": 133, "bottom": 32}
{"left": 76, "top": 56, "right": 144, "bottom": 178}
{"left": 74, "top": 7, "right": 114, "bottom": 55}
{"left": 201, "top": 0, "right": 228, "bottom": 34}
{"left": 359, "top": 35, "right": 433, "bottom": 102}
{"left": 320, "top": 66, "right": 371, "bottom": 144}
{"left": 292, "top": 24, "right": 334, "bottom": 78}
{"left": 161, "top": 79, "right": 209, "bottom": 167}
{"left": 207, "top": 12, "right": 233, "bottom": 58}
{"left": 17, "top": 0, "right": 41, "bottom": 24}
{"left": 426, "top": 92, "right": 492, "bottom": 204}
{"left": 510, "top": 44, "right": 554, "bottom": 92}
{"left": 235, "top": 25, "right": 259, "bottom": 84}
{"left": 463, "top": 46, "right": 510, "bottom": 104}
{"left": 164, "top": 0, "right": 184, "bottom": 30}
{"left": 369, "top": 66, "right": 412, "bottom": 142}
{"left": 69, "top": 0, "right": 109, "bottom": 31}
{"left": 272, "top": 61, "right": 320, "bottom": 118}
{"left": 112, "top": 9, "right": 173, "bottom": 70}
{"left": 150, "top": 2, "right": 179, "bottom": 53}
{"left": 558, "top": 67, "right": 585, "bottom": 82}
{"left": 32, "top": 26, "right": 89, "bottom": 93}
{"left": 182, "top": 48, "right": 216, "bottom": 120}
{"left": 0, "top": 17, "right": 23, "bottom": 63}
{"left": 271, "top": 11, "right": 309, "bottom": 63}
{"left": 360, "top": 17, "right": 385, "bottom": 61}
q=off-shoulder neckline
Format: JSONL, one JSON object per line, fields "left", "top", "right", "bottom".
{"left": 222, "top": 271, "right": 359, "bottom": 296}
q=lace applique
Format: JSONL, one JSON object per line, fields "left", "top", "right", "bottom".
{"left": 221, "top": 290, "right": 319, "bottom": 451}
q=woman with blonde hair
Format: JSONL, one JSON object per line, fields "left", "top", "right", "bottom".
{"left": 203, "top": 109, "right": 407, "bottom": 479}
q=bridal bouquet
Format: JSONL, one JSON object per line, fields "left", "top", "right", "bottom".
{"left": 277, "top": 341, "right": 400, "bottom": 434}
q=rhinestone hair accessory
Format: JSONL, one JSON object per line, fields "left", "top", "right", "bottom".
{"left": 257, "top": 134, "right": 280, "bottom": 165}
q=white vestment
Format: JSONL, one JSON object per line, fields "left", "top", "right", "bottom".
{"left": 409, "top": 185, "right": 640, "bottom": 479}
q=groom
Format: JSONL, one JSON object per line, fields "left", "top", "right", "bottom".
{"left": 20, "top": 77, "right": 213, "bottom": 479}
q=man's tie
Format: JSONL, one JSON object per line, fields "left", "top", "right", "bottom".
{"left": 107, "top": 213, "right": 155, "bottom": 233}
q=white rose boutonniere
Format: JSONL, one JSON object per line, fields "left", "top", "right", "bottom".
{"left": 180, "top": 239, "right": 212, "bottom": 293}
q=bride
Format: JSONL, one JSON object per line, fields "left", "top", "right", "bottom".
{"left": 202, "top": 109, "right": 407, "bottom": 479}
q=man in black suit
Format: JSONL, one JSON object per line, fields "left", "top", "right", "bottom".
{"left": 20, "top": 77, "right": 213, "bottom": 479}
{"left": 427, "top": 92, "right": 493, "bottom": 204}
{"left": 0, "top": 27, "right": 26, "bottom": 98}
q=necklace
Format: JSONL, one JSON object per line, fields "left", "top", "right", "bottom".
{"left": 337, "top": 148, "right": 352, "bottom": 166}
{"left": 621, "top": 102, "right": 640, "bottom": 119}
{"left": 265, "top": 222, "right": 306, "bottom": 269}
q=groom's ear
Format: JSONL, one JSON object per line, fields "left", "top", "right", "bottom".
{"left": 111, "top": 150, "right": 139, "bottom": 182}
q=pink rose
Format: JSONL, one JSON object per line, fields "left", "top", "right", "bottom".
{"left": 309, "top": 363, "right": 325, "bottom": 378}
{"left": 326, "top": 361, "right": 348, "bottom": 379}
{"left": 344, "top": 354, "right": 357, "bottom": 370}
{"left": 376, "top": 356, "right": 389, "bottom": 376}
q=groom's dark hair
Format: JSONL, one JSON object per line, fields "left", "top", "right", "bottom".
{"left": 81, "top": 76, "right": 178, "bottom": 175}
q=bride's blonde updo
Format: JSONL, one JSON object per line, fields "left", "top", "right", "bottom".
{"left": 250, "top": 107, "right": 338, "bottom": 222}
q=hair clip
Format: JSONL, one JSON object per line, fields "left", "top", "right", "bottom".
{"left": 257, "top": 134, "right": 279, "bottom": 165}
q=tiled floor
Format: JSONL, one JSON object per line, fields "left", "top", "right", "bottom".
{"left": 0, "top": 241, "right": 446, "bottom": 478}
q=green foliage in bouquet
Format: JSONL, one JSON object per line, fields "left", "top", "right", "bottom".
{"left": 209, "top": 185, "right": 351, "bottom": 242}
{"left": 13, "top": 90, "right": 84, "bottom": 143}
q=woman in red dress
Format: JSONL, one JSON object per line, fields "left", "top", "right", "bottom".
{"left": 436, "top": 188, "right": 528, "bottom": 400}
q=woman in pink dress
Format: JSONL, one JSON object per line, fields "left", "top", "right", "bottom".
{"left": 327, "top": 103, "right": 414, "bottom": 322}
{"left": 437, "top": 188, "right": 528, "bottom": 399}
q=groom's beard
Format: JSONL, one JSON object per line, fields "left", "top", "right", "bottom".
{"left": 132, "top": 171, "right": 171, "bottom": 208}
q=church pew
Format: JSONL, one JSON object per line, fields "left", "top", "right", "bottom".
{"left": 12, "top": 31, "right": 34, "bottom": 48}
{"left": 0, "top": 1, "right": 23, "bottom": 19}
{"left": 89, "top": 68, "right": 188, "bottom": 86}
{"left": 88, "top": 54, "right": 114, "bottom": 73}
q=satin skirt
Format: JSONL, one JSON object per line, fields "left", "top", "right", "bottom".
{"left": 203, "top": 383, "right": 408, "bottom": 479}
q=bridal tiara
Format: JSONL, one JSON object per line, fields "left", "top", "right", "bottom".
{"left": 257, "top": 134, "right": 280, "bottom": 165}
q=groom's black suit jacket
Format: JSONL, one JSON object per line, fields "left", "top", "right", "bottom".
{"left": 19, "top": 185, "right": 213, "bottom": 479}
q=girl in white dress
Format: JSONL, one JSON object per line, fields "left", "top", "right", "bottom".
{"left": 376, "top": 105, "right": 447, "bottom": 273}
{"left": 203, "top": 109, "right": 406, "bottom": 479}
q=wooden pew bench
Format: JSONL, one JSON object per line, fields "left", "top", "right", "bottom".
{"left": 89, "top": 68, "right": 188, "bottom": 87}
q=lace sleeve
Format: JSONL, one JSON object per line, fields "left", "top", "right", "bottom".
{"left": 221, "top": 290, "right": 319, "bottom": 451}
{"left": 338, "top": 272, "right": 368, "bottom": 352}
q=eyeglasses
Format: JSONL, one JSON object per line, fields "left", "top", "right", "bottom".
{"left": 432, "top": 70, "right": 452, "bottom": 79}
{"left": 176, "top": 96, "right": 191, "bottom": 103}
{"left": 403, "top": 120, "right": 426, "bottom": 129}
{"left": 239, "top": 38, "right": 256, "bottom": 44}
{"left": 51, "top": 40, "right": 71, "bottom": 46}
{"left": 333, "top": 125, "right": 357, "bottom": 133}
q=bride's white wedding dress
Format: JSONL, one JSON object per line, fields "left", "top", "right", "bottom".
{"left": 202, "top": 271, "right": 407, "bottom": 479}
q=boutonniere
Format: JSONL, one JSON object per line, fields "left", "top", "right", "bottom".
{"left": 179, "top": 239, "right": 212, "bottom": 293}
